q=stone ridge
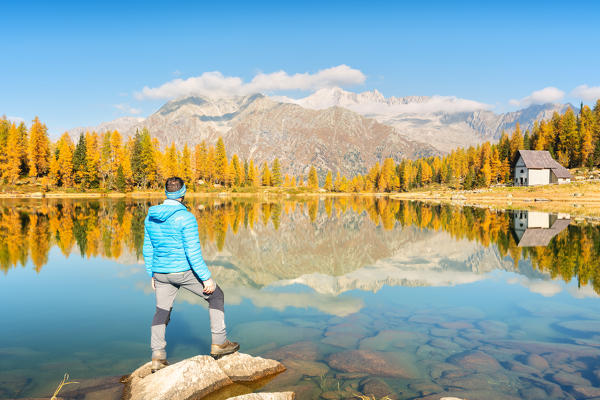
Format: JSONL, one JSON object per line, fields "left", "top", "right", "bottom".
{"left": 122, "top": 353, "right": 287, "bottom": 400}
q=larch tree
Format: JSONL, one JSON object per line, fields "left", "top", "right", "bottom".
{"left": 271, "top": 158, "right": 282, "bottom": 186}
{"left": 28, "top": 117, "right": 50, "bottom": 177}
{"left": 324, "top": 170, "right": 333, "bottom": 191}
{"left": 261, "top": 162, "right": 272, "bottom": 186}
{"left": 85, "top": 132, "right": 101, "bottom": 188}
{"left": 55, "top": 133, "right": 74, "bottom": 186}
{"left": 181, "top": 144, "right": 193, "bottom": 184}
{"left": 4, "top": 123, "right": 21, "bottom": 183}
{"left": 215, "top": 137, "right": 227, "bottom": 184}
{"left": 164, "top": 142, "right": 179, "bottom": 178}
{"left": 307, "top": 165, "right": 319, "bottom": 189}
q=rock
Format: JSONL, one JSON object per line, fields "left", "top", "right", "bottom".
{"left": 263, "top": 341, "right": 319, "bottom": 362}
{"left": 217, "top": 353, "right": 286, "bottom": 382}
{"left": 327, "top": 349, "right": 417, "bottom": 378}
{"left": 126, "top": 355, "right": 233, "bottom": 400}
{"left": 280, "top": 359, "right": 329, "bottom": 377}
{"left": 572, "top": 385, "right": 600, "bottom": 398}
{"left": 321, "top": 332, "right": 361, "bottom": 349}
{"left": 54, "top": 376, "right": 123, "bottom": 400}
{"left": 124, "top": 353, "right": 287, "bottom": 400}
{"left": 551, "top": 371, "right": 590, "bottom": 387}
{"left": 525, "top": 354, "right": 549, "bottom": 371}
{"left": 438, "top": 321, "right": 473, "bottom": 330}
{"left": 447, "top": 351, "right": 502, "bottom": 372}
{"left": 556, "top": 320, "right": 600, "bottom": 334}
{"left": 430, "top": 328, "right": 456, "bottom": 338}
{"left": 359, "top": 377, "right": 397, "bottom": 400}
{"left": 227, "top": 392, "right": 295, "bottom": 400}
{"left": 358, "top": 329, "right": 427, "bottom": 351}
{"left": 477, "top": 320, "right": 508, "bottom": 338}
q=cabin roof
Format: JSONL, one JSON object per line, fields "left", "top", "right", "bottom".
{"left": 518, "top": 218, "right": 571, "bottom": 247}
{"left": 517, "top": 150, "right": 572, "bottom": 179}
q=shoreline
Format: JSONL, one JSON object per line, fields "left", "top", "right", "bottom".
{"left": 2, "top": 182, "right": 600, "bottom": 219}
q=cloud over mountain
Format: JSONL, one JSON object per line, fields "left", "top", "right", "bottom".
{"left": 509, "top": 86, "right": 565, "bottom": 107}
{"left": 571, "top": 85, "right": 600, "bottom": 102}
{"left": 135, "top": 65, "right": 366, "bottom": 100}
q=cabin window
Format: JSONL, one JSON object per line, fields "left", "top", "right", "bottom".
{"left": 520, "top": 169, "right": 524, "bottom": 173}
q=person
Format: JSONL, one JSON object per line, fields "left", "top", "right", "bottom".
{"left": 143, "top": 176, "right": 239, "bottom": 372}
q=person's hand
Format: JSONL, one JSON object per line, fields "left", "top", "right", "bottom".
{"left": 203, "top": 278, "right": 216, "bottom": 294}
{"left": 151, "top": 277, "right": 156, "bottom": 291}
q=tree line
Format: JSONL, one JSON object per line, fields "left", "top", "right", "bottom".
{"left": 1, "top": 99, "right": 599, "bottom": 192}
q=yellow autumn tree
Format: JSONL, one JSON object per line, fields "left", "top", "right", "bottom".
{"left": 4, "top": 123, "right": 21, "bottom": 183}
{"left": 28, "top": 117, "right": 50, "bottom": 177}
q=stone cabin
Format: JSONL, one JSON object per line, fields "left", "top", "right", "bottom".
{"left": 513, "top": 150, "right": 572, "bottom": 186}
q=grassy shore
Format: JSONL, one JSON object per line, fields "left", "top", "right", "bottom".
{"left": 391, "top": 181, "right": 600, "bottom": 219}
{"left": 2, "top": 181, "right": 600, "bottom": 219}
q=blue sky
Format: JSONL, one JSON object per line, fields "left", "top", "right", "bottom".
{"left": 1, "top": 0, "right": 599, "bottom": 135}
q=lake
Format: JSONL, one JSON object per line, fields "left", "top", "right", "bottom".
{"left": 1, "top": 196, "right": 599, "bottom": 400}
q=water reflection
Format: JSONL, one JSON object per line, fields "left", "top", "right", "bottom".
{"left": 0, "top": 197, "right": 597, "bottom": 295}
{"left": 1, "top": 197, "right": 600, "bottom": 399}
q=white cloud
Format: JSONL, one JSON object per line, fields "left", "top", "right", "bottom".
{"left": 571, "top": 85, "right": 600, "bottom": 102}
{"left": 135, "top": 65, "right": 366, "bottom": 100}
{"left": 114, "top": 103, "right": 142, "bottom": 115}
{"left": 509, "top": 87, "right": 565, "bottom": 107}
{"left": 7, "top": 116, "right": 24, "bottom": 123}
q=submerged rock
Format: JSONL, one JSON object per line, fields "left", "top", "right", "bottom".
{"left": 359, "top": 377, "right": 397, "bottom": 400}
{"left": 227, "top": 392, "right": 295, "bottom": 399}
{"left": 327, "top": 349, "right": 417, "bottom": 378}
{"left": 447, "top": 351, "right": 502, "bottom": 372}
{"left": 123, "top": 353, "right": 286, "bottom": 400}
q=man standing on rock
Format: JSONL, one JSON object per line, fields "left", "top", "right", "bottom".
{"left": 143, "top": 177, "right": 239, "bottom": 372}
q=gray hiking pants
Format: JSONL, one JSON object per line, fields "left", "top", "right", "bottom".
{"left": 151, "top": 270, "right": 226, "bottom": 359}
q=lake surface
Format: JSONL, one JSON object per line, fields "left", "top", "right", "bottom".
{"left": 1, "top": 196, "right": 599, "bottom": 399}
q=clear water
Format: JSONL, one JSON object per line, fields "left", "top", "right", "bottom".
{"left": 1, "top": 197, "right": 599, "bottom": 400}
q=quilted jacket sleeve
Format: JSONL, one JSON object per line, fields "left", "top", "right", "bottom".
{"left": 181, "top": 212, "right": 211, "bottom": 281}
{"left": 143, "top": 219, "right": 154, "bottom": 277}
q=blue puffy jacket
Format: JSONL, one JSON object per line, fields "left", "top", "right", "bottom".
{"left": 143, "top": 199, "right": 211, "bottom": 280}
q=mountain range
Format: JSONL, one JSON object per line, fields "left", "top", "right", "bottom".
{"left": 69, "top": 88, "right": 573, "bottom": 177}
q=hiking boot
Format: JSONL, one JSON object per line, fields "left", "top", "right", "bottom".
{"left": 210, "top": 340, "right": 240, "bottom": 359}
{"left": 151, "top": 358, "right": 169, "bottom": 373}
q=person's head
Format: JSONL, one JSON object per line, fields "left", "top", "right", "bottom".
{"left": 165, "top": 177, "right": 186, "bottom": 202}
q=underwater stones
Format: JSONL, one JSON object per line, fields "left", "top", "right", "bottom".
{"left": 227, "top": 393, "right": 295, "bottom": 400}
{"left": 477, "top": 320, "right": 508, "bottom": 338}
{"left": 408, "top": 314, "right": 446, "bottom": 325}
{"left": 359, "top": 377, "right": 397, "bottom": 400}
{"left": 263, "top": 341, "right": 319, "bottom": 362}
{"left": 438, "top": 321, "right": 474, "bottom": 330}
{"left": 327, "top": 349, "right": 417, "bottom": 379}
{"left": 358, "top": 329, "right": 427, "bottom": 351}
{"left": 572, "top": 385, "right": 600, "bottom": 398}
{"left": 408, "top": 381, "right": 443, "bottom": 397}
{"left": 230, "top": 321, "right": 322, "bottom": 352}
{"left": 429, "top": 328, "right": 456, "bottom": 338}
{"left": 557, "top": 320, "right": 600, "bottom": 334}
{"left": 321, "top": 332, "right": 362, "bottom": 349}
{"left": 429, "top": 338, "right": 462, "bottom": 353}
{"left": 447, "top": 351, "right": 502, "bottom": 372}
{"left": 551, "top": 371, "right": 590, "bottom": 387}
{"left": 280, "top": 360, "right": 329, "bottom": 377}
{"left": 525, "top": 354, "right": 549, "bottom": 371}
{"left": 427, "top": 361, "right": 460, "bottom": 380}
{"left": 415, "top": 344, "right": 447, "bottom": 360}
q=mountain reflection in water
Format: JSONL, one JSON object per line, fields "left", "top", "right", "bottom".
{"left": 0, "top": 197, "right": 597, "bottom": 296}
